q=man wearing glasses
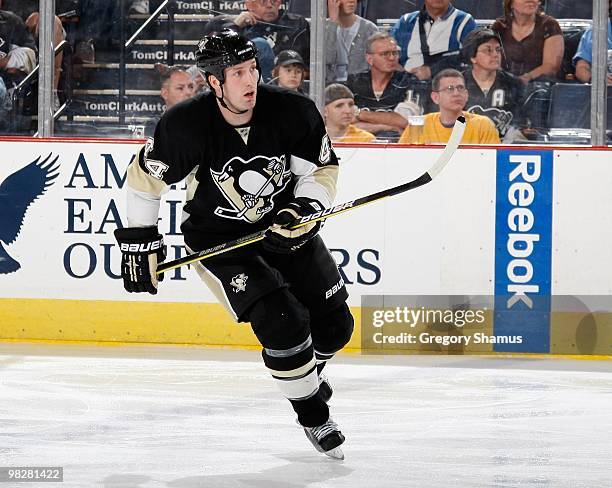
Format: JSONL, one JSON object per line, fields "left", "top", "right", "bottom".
{"left": 345, "top": 32, "right": 421, "bottom": 139}
{"left": 462, "top": 29, "right": 524, "bottom": 142}
{"left": 399, "top": 68, "right": 500, "bottom": 144}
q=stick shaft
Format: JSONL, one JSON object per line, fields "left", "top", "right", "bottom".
{"left": 156, "top": 117, "right": 466, "bottom": 274}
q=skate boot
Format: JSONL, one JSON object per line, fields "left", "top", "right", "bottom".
{"left": 303, "top": 416, "right": 345, "bottom": 460}
{"left": 318, "top": 373, "right": 333, "bottom": 403}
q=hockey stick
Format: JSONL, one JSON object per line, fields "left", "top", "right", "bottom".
{"left": 156, "top": 116, "right": 466, "bottom": 275}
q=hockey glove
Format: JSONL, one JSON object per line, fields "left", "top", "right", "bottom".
{"left": 263, "top": 197, "right": 324, "bottom": 254}
{"left": 114, "top": 226, "right": 165, "bottom": 294}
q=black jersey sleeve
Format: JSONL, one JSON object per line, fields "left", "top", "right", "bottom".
{"left": 139, "top": 113, "right": 200, "bottom": 186}
{"left": 288, "top": 96, "right": 339, "bottom": 208}
{"left": 291, "top": 97, "right": 339, "bottom": 169}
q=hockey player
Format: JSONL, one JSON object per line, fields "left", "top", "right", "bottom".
{"left": 114, "top": 29, "right": 353, "bottom": 460}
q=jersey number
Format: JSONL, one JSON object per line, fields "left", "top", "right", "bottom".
{"left": 145, "top": 159, "right": 169, "bottom": 180}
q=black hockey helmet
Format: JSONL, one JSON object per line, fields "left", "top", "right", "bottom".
{"left": 461, "top": 28, "right": 502, "bottom": 63}
{"left": 195, "top": 29, "right": 259, "bottom": 85}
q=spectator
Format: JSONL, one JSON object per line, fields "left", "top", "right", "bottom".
{"left": 0, "top": 2, "right": 37, "bottom": 88}
{"left": 491, "top": 0, "right": 564, "bottom": 83}
{"left": 573, "top": 2, "right": 612, "bottom": 84}
{"left": 324, "top": 83, "right": 375, "bottom": 143}
{"left": 3, "top": 0, "right": 66, "bottom": 91}
{"left": 462, "top": 28, "right": 525, "bottom": 141}
{"left": 145, "top": 64, "right": 196, "bottom": 136}
{"left": 186, "top": 65, "right": 209, "bottom": 95}
{"left": 158, "top": 65, "right": 196, "bottom": 109}
{"left": 270, "top": 49, "right": 307, "bottom": 93}
{"left": 212, "top": 0, "right": 310, "bottom": 81}
{"left": 345, "top": 32, "right": 420, "bottom": 137}
{"left": 72, "top": 1, "right": 122, "bottom": 60}
{"left": 399, "top": 68, "right": 500, "bottom": 144}
{"left": 325, "top": 0, "right": 378, "bottom": 83}
{"left": 391, "top": 0, "right": 476, "bottom": 81}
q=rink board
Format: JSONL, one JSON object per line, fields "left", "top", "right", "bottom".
{"left": 0, "top": 139, "right": 610, "bottom": 355}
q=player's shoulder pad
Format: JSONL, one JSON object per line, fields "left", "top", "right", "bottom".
{"left": 258, "top": 83, "right": 314, "bottom": 107}
{"left": 157, "top": 91, "right": 212, "bottom": 136}
{"left": 259, "top": 84, "right": 319, "bottom": 122}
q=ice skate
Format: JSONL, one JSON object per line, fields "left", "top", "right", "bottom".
{"left": 303, "top": 417, "right": 345, "bottom": 460}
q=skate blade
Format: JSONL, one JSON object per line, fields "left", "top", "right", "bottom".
{"left": 324, "top": 447, "right": 344, "bottom": 460}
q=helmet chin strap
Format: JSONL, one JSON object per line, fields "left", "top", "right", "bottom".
{"left": 217, "top": 84, "right": 249, "bottom": 115}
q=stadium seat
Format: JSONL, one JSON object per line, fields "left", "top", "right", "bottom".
{"left": 521, "top": 81, "right": 553, "bottom": 130}
{"left": 558, "top": 20, "right": 591, "bottom": 79}
{"left": 543, "top": 0, "right": 592, "bottom": 19}
{"left": 547, "top": 83, "right": 612, "bottom": 129}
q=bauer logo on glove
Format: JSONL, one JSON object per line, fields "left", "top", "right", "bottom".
{"left": 114, "top": 226, "right": 166, "bottom": 294}
{"left": 119, "top": 240, "right": 164, "bottom": 253}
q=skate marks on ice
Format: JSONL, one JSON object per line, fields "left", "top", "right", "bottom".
{"left": 164, "top": 455, "right": 353, "bottom": 488}
{"left": 0, "top": 345, "right": 611, "bottom": 487}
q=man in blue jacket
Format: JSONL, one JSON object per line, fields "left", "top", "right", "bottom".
{"left": 391, "top": 0, "right": 476, "bottom": 81}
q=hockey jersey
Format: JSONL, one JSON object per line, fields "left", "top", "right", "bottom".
{"left": 126, "top": 85, "right": 338, "bottom": 251}
{"left": 463, "top": 69, "right": 524, "bottom": 138}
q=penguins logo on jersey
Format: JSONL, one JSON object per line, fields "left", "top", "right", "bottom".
{"left": 230, "top": 273, "right": 248, "bottom": 293}
{"left": 211, "top": 155, "right": 291, "bottom": 223}
{"left": 467, "top": 105, "right": 513, "bottom": 137}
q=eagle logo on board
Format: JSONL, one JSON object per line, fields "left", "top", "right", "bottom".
{"left": 210, "top": 155, "right": 291, "bottom": 223}
{"left": 0, "top": 154, "right": 60, "bottom": 274}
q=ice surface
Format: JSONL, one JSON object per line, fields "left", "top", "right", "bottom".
{"left": 0, "top": 344, "right": 611, "bottom": 488}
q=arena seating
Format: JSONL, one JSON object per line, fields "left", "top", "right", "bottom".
{"left": 32, "top": 0, "right": 602, "bottom": 140}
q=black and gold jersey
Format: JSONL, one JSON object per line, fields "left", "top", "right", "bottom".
{"left": 463, "top": 69, "right": 524, "bottom": 138}
{"left": 126, "top": 84, "right": 338, "bottom": 251}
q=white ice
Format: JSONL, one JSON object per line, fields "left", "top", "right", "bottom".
{"left": 0, "top": 344, "right": 611, "bottom": 488}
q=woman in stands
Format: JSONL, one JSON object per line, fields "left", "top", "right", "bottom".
{"left": 492, "top": 0, "right": 564, "bottom": 84}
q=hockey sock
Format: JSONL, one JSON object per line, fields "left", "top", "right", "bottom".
{"left": 262, "top": 336, "right": 328, "bottom": 427}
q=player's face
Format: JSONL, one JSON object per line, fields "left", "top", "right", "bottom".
{"left": 432, "top": 76, "right": 468, "bottom": 113}
{"left": 471, "top": 39, "right": 502, "bottom": 71}
{"left": 277, "top": 64, "right": 304, "bottom": 90}
{"left": 161, "top": 71, "right": 195, "bottom": 108}
{"left": 324, "top": 97, "right": 355, "bottom": 128}
{"left": 246, "top": 0, "right": 282, "bottom": 22}
{"left": 510, "top": 0, "right": 540, "bottom": 17}
{"left": 367, "top": 38, "right": 401, "bottom": 74}
{"left": 222, "top": 58, "right": 259, "bottom": 111}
